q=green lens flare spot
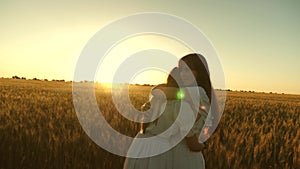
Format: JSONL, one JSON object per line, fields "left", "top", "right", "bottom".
{"left": 176, "top": 90, "right": 185, "bottom": 100}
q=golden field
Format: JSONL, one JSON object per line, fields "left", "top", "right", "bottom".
{"left": 0, "top": 78, "right": 299, "bottom": 169}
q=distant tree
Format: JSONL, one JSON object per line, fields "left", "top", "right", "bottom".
{"left": 44, "top": 79, "right": 48, "bottom": 81}
{"left": 51, "top": 79, "right": 65, "bottom": 82}
{"left": 21, "top": 77, "right": 26, "bottom": 80}
{"left": 12, "top": 75, "right": 20, "bottom": 79}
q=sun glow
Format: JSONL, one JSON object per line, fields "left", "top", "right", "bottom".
{"left": 95, "top": 34, "right": 192, "bottom": 85}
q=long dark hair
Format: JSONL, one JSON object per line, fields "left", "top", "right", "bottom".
{"left": 180, "top": 53, "right": 221, "bottom": 135}
{"left": 179, "top": 53, "right": 212, "bottom": 101}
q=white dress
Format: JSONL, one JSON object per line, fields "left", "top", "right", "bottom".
{"left": 123, "top": 99, "right": 178, "bottom": 169}
{"left": 170, "top": 86, "right": 210, "bottom": 169}
{"left": 123, "top": 86, "right": 211, "bottom": 169}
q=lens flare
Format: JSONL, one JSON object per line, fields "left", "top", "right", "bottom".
{"left": 176, "top": 89, "right": 185, "bottom": 100}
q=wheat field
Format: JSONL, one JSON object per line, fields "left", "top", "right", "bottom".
{"left": 0, "top": 78, "right": 299, "bottom": 169}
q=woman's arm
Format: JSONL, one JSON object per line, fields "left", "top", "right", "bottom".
{"left": 185, "top": 135, "right": 206, "bottom": 152}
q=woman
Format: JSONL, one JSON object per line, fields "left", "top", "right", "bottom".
{"left": 172, "top": 53, "right": 212, "bottom": 169}
{"left": 124, "top": 53, "right": 214, "bottom": 169}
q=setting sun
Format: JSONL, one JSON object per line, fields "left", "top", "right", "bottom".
{"left": 94, "top": 34, "right": 192, "bottom": 85}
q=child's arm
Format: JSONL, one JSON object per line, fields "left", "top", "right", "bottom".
{"left": 151, "top": 85, "right": 179, "bottom": 100}
{"left": 139, "top": 102, "right": 151, "bottom": 133}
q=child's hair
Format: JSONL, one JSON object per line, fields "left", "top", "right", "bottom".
{"left": 166, "top": 67, "right": 180, "bottom": 87}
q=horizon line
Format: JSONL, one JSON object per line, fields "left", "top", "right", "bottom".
{"left": 2, "top": 76, "right": 300, "bottom": 95}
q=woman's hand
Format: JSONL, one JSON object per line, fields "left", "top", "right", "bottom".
{"left": 185, "top": 135, "right": 206, "bottom": 152}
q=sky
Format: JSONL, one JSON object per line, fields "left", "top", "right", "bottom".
{"left": 0, "top": 0, "right": 299, "bottom": 94}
